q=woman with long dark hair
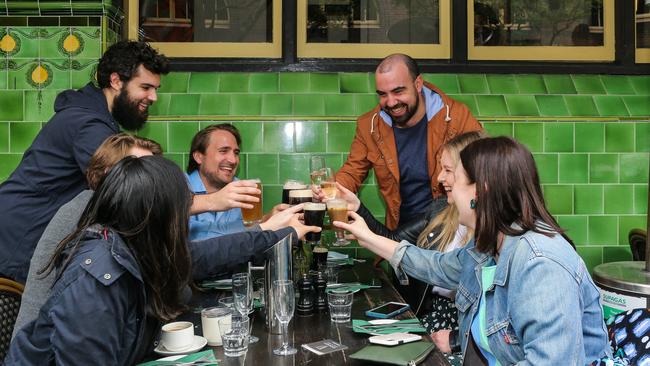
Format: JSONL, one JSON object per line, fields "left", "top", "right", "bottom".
{"left": 335, "top": 137, "right": 610, "bottom": 364}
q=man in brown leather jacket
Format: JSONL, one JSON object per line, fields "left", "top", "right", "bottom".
{"left": 335, "top": 54, "right": 482, "bottom": 230}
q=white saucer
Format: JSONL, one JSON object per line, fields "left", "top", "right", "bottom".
{"left": 154, "top": 335, "right": 208, "bottom": 356}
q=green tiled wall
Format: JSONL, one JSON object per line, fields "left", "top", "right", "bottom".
{"left": 1, "top": 47, "right": 648, "bottom": 272}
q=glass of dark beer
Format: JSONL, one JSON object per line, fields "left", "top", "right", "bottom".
{"left": 288, "top": 189, "right": 313, "bottom": 206}
{"left": 326, "top": 199, "right": 349, "bottom": 246}
{"left": 303, "top": 202, "right": 326, "bottom": 245}
{"left": 282, "top": 180, "right": 307, "bottom": 204}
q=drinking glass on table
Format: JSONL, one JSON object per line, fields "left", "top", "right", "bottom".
{"left": 232, "top": 273, "right": 259, "bottom": 344}
{"left": 241, "top": 178, "right": 262, "bottom": 226}
{"left": 219, "top": 314, "right": 249, "bottom": 357}
{"left": 327, "top": 198, "right": 350, "bottom": 246}
{"left": 273, "top": 279, "right": 297, "bottom": 356}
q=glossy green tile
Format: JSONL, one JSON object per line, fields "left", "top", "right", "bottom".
{"left": 158, "top": 72, "right": 189, "bottom": 93}
{"left": 0, "top": 70, "right": 7, "bottom": 89}
{"left": 278, "top": 154, "right": 309, "bottom": 183}
{"left": 327, "top": 122, "right": 356, "bottom": 153}
{"left": 629, "top": 75, "right": 650, "bottom": 95}
{"left": 0, "top": 154, "right": 22, "bottom": 181}
{"left": 322, "top": 153, "right": 344, "bottom": 171}
{"left": 564, "top": 96, "right": 598, "bottom": 116}
{"left": 422, "top": 74, "right": 459, "bottom": 94}
{"left": 574, "top": 123, "right": 604, "bottom": 152}
{"left": 249, "top": 73, "right": 278, "bottom": 93}
{"left": 476, "top": 95, "right": 508, "bottom": 117}
{"left": 571, "top": 75, "right": 606, "bottom": 94}
{"left": 10, "top": 29, "right": 39, "bottom": 58}
{"left": 168, "top": 94, "right": 200, "bottom": 115}
{"left": 600, "top": 75, "right": 635, "bottom": 95}
{"left": 0, "top": 122, "right": 8, "bottom": 152}
{"left": 543, "top": 185, "right": 573, "bottom": 214}
{"left": 557, "top": 215, "right": 588, "bottom": 246}
{"left": 279, "top": 73, "right": 309, "bottom": 93}
{"left": 247, "top": 154, "right": 279, "bottom": 184}
{"left": 588, "top": 216, "right": 618, "bottom": 245}
{"left": 576, "top": 247, "right": 603, "bottom": 272}
{"left": 543, "top": 75, "right": 577, "bottom": 94}
{"left": 168, "top": 121, "right": 199, "bottom": 153}
{"left": 604, "top": 185, "right": 633, "bottom": 214}
{"left": 10, "top": 121, "right": 39, "bottom": 152}
{"left": 261, "top": 94, "right": 292, "bottom": 115}
{"left": 219, "top": 73, "right": 249, "bottom": 93}
{"left": 324, "top": 95, "right": 355, "bottom": 116}
{"left": 0, "top": 91, "right": 24, "bottom": 121}
{"left": 198, "top": 94, "right": 230, "bottom": 115}
{"left": 232, "top": 121, "right": 264, "bottom": 153}
{"left": 458, "top": 74, "right": 489, "bottom": 94}
{"left": 188, "top": 73, "right": 219, "bottom": 93}
{"left": 8, "top": 65, "right": 32, "bottom": 90}
{"left": 340, "top": 73, "right": 370, "bottom": 93}
{"left": 486, "top": 75, "right": 518, "bottom": 94}
{"left": 534, "top": 154, "right": 558, "bottom": 183}
{"left": 621, "top": 96, "right": 650, "bottom": 117}
{"left": 263, "top": 122, "right": 294, "bottom": 152}
{"left": 23, "top": 89, "right": 56, "bottom": 121}
{"left": 41, "top": 60, "right": 71, "bottom": 90}
{"left": 535, "top": 95, "right": 570, "bottom": 117}
{"left": 309, "top": 73, "right": 339, "bottom": 93}
{"left": 262, "top": 185, "right": 282, "bottom": 213}
{"left": 69, "top": 60, "right": 96, "bottom": 89}
{"left": 138, "top": 121, "right": 168, "bottom": 152}
{"left": 355, "top": 94, "right": 378, "bottom": 115}
{"left": 236, "top": 154, "right": 247, "bottom": 179}
{"left": 293, "top": 94, "right": 325, "bottom": 116}
{"left": 636, "top": 123, "right": 650, "bottom": 152}
{"left": 603, "top": 246, "right": 632, "bottom": 262}
{"left": 359, "top": 184, "right": 386, "bottom": 216}
{"left": 620, "top": 153, "right": 649, "bottom": 183}
{"left": 605, "top": 123, "right": 634, "bottom": 152}
{"left": 147, "top": 94, "right": 171, "bottom": 116}
{"left": 590, "top": 154, "right": 618, "bottom": 183}
{"left": 295, "top": 121, "right": 326, "bottom": 153}
{"left": 593, "top": 96, "right": 629, "bottom": 117}
{"left": 574, "top": 184, "right": 603, "bottom": 214}
{"left": 447, "top": 95, "right": 478, "bottom": 117}
{"left": 230, "top": 94, "right": 261, "bottom": 116}
{"left": 513, "top": 122, "right": 543, "bottom": 152}
{"left": 504, "top": 95, "right": 539, "bottom": 116}
{"left": 515, "top": 75, "right": 547, "bottom": 94}
{"left": 618, "top": 216, "right": 647, "bottom": 246}
{"left": 544, "top": 123, "right": 573, "bottom": 152}
{"left": 165, "top": 153, "right": 185, "bottom": 171}
{"left": 559, "top": 154, "right": 588, "bottom": 183}
{"left": 483, "top": 122, "right": 513, "bottom": 137}
{"left": 634, "top": 185, "right": 648, "bottom": 214}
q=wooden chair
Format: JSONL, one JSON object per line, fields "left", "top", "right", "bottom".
{"left": 0, "top": 277, "right": 24, "bottom": 361}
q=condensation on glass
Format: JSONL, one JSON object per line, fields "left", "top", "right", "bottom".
{"left": 306, "top": 0, "right": 440, "bottom": 44}
{"left": 637, "top": 0, "right": 650, "bottom": 48}
{"left": 137, "top": 0, "right": 273, "bottom": 43}
{"left": 473, "top": 0, "right": 605, "bottom": 47}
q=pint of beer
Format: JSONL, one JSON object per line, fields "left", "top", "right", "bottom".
{"left": 288, "top": 189, "right": 313, "bottom": 206}
{"left": 282, "top": 180, "right": 307, "bottom": 204}
{"left": 303, "top": 202, "right": 326, "bottom": 244}
{"left": 326, "top": 199, "right": 350, "bottom": 246}
{"left": 241, "top": 178, "right": 263, "bottom": 227}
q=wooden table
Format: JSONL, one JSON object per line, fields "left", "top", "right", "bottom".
{"left": 171, "top": 262, "right": 451, "bottom": 366}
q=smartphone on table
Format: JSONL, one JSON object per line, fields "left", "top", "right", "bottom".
{"left": 365, "top": 302, "right": 410, "bottom": 318}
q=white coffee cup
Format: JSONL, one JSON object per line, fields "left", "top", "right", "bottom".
{"left": 160, "top": 321, "right": 194, "bottom": 351}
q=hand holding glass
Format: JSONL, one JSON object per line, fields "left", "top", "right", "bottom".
{"left": 327, "top": 199, "right": 350, "bottom": 246}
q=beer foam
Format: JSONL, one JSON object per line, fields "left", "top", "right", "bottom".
{"left": 289, "top": 189, "right": 313, "bottom": 198}
{"left": 283, "top": 181, "right": 307, "bottom": 189}
{"left": 313, "top": 246, "right": 328, "bottom": 253}
{"left": 304, "top": 202, "right": 326, "bottom": 211}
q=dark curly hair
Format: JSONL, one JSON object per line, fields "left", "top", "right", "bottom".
{"left": 97, "top": 41, "right": 169, "bottom": 88}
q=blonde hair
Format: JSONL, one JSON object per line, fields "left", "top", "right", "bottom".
{"left": 415, "top": 130, "right": 486, "bottom": 249}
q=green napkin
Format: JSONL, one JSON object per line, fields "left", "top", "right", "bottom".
{"left": 349, "top": 341, "right": 435, "bottom": 365}
{"left": 352, "top": 319, "right": 427, "bottom": 334}
{"left": 137, "top": 350, "right": 218, "bottom": 366}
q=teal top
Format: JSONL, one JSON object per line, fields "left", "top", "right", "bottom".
{"left": 470, "top": 259, "right": 501, "bottom": 366}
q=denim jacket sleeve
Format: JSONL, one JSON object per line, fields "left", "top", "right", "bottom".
{"left": 389, "top": 240, "right": 463, "bottom": 289}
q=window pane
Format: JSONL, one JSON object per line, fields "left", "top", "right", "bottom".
{"left": 474, "top": 0, "right": 604, "bottom": 46}
{"left": 138, "top": 0, "right": 272, "bottom": 43}
{"left": 637, "top": 0, "right": 650, "bottom": 48}
{"left": 307, "top": 0, "right": 440, "bottom": 44}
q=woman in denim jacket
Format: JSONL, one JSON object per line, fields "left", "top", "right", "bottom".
{"left": 335, "top": 136, "right": 611, "bottom": 365}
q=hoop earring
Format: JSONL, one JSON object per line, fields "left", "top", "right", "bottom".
{"left": 470, "top": 199, "right": 477, "bottom": 209}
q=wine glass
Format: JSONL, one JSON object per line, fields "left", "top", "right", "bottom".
{"left": 232, "top": 273, "right": 259, "bottom": 344}
{"left": 272, "top": 279, "right": 297, "bottom": 356}
{"left": 319, "top": 168, "right": 336, "bottom": 200}
{"left": 310, "top": 155, "right": 327, "bottom": 188}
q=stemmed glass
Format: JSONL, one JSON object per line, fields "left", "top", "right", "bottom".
{"left": 310, "top": 155, "right": 327, "bottom": 188}
{"left": 272, "top": 279, "right": 297, "bottom": 356}
{"left": 232, "top": 273, "right": 259, "bottom": 344}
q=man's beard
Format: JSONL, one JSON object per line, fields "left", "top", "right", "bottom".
{"left": 200, "top": 164, "right": 232, "bottom": 191}
{"left": 385, "top": 95, "right": 420, "bottom": 127}
{"left": 112, "top": 88, "right": 148, "bottom": 131}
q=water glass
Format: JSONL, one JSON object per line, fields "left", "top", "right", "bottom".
{"left": 273, "top": 279, "right": 297, "bottom": 356}
{"left": 327, "top": 291, "right": 353, "bottom": 323}
{"left": 219, "top": 314, "right": 250, "bottom": 357}
{"left": 232, "top": 272, "right": 258, "bottom": 343}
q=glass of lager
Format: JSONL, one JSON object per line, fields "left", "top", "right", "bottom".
{"left": 326, "top": 199, "right": 349, "bottom": 246}
{"left": 241, "top": 178, "right": 262, "bottom": 227}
